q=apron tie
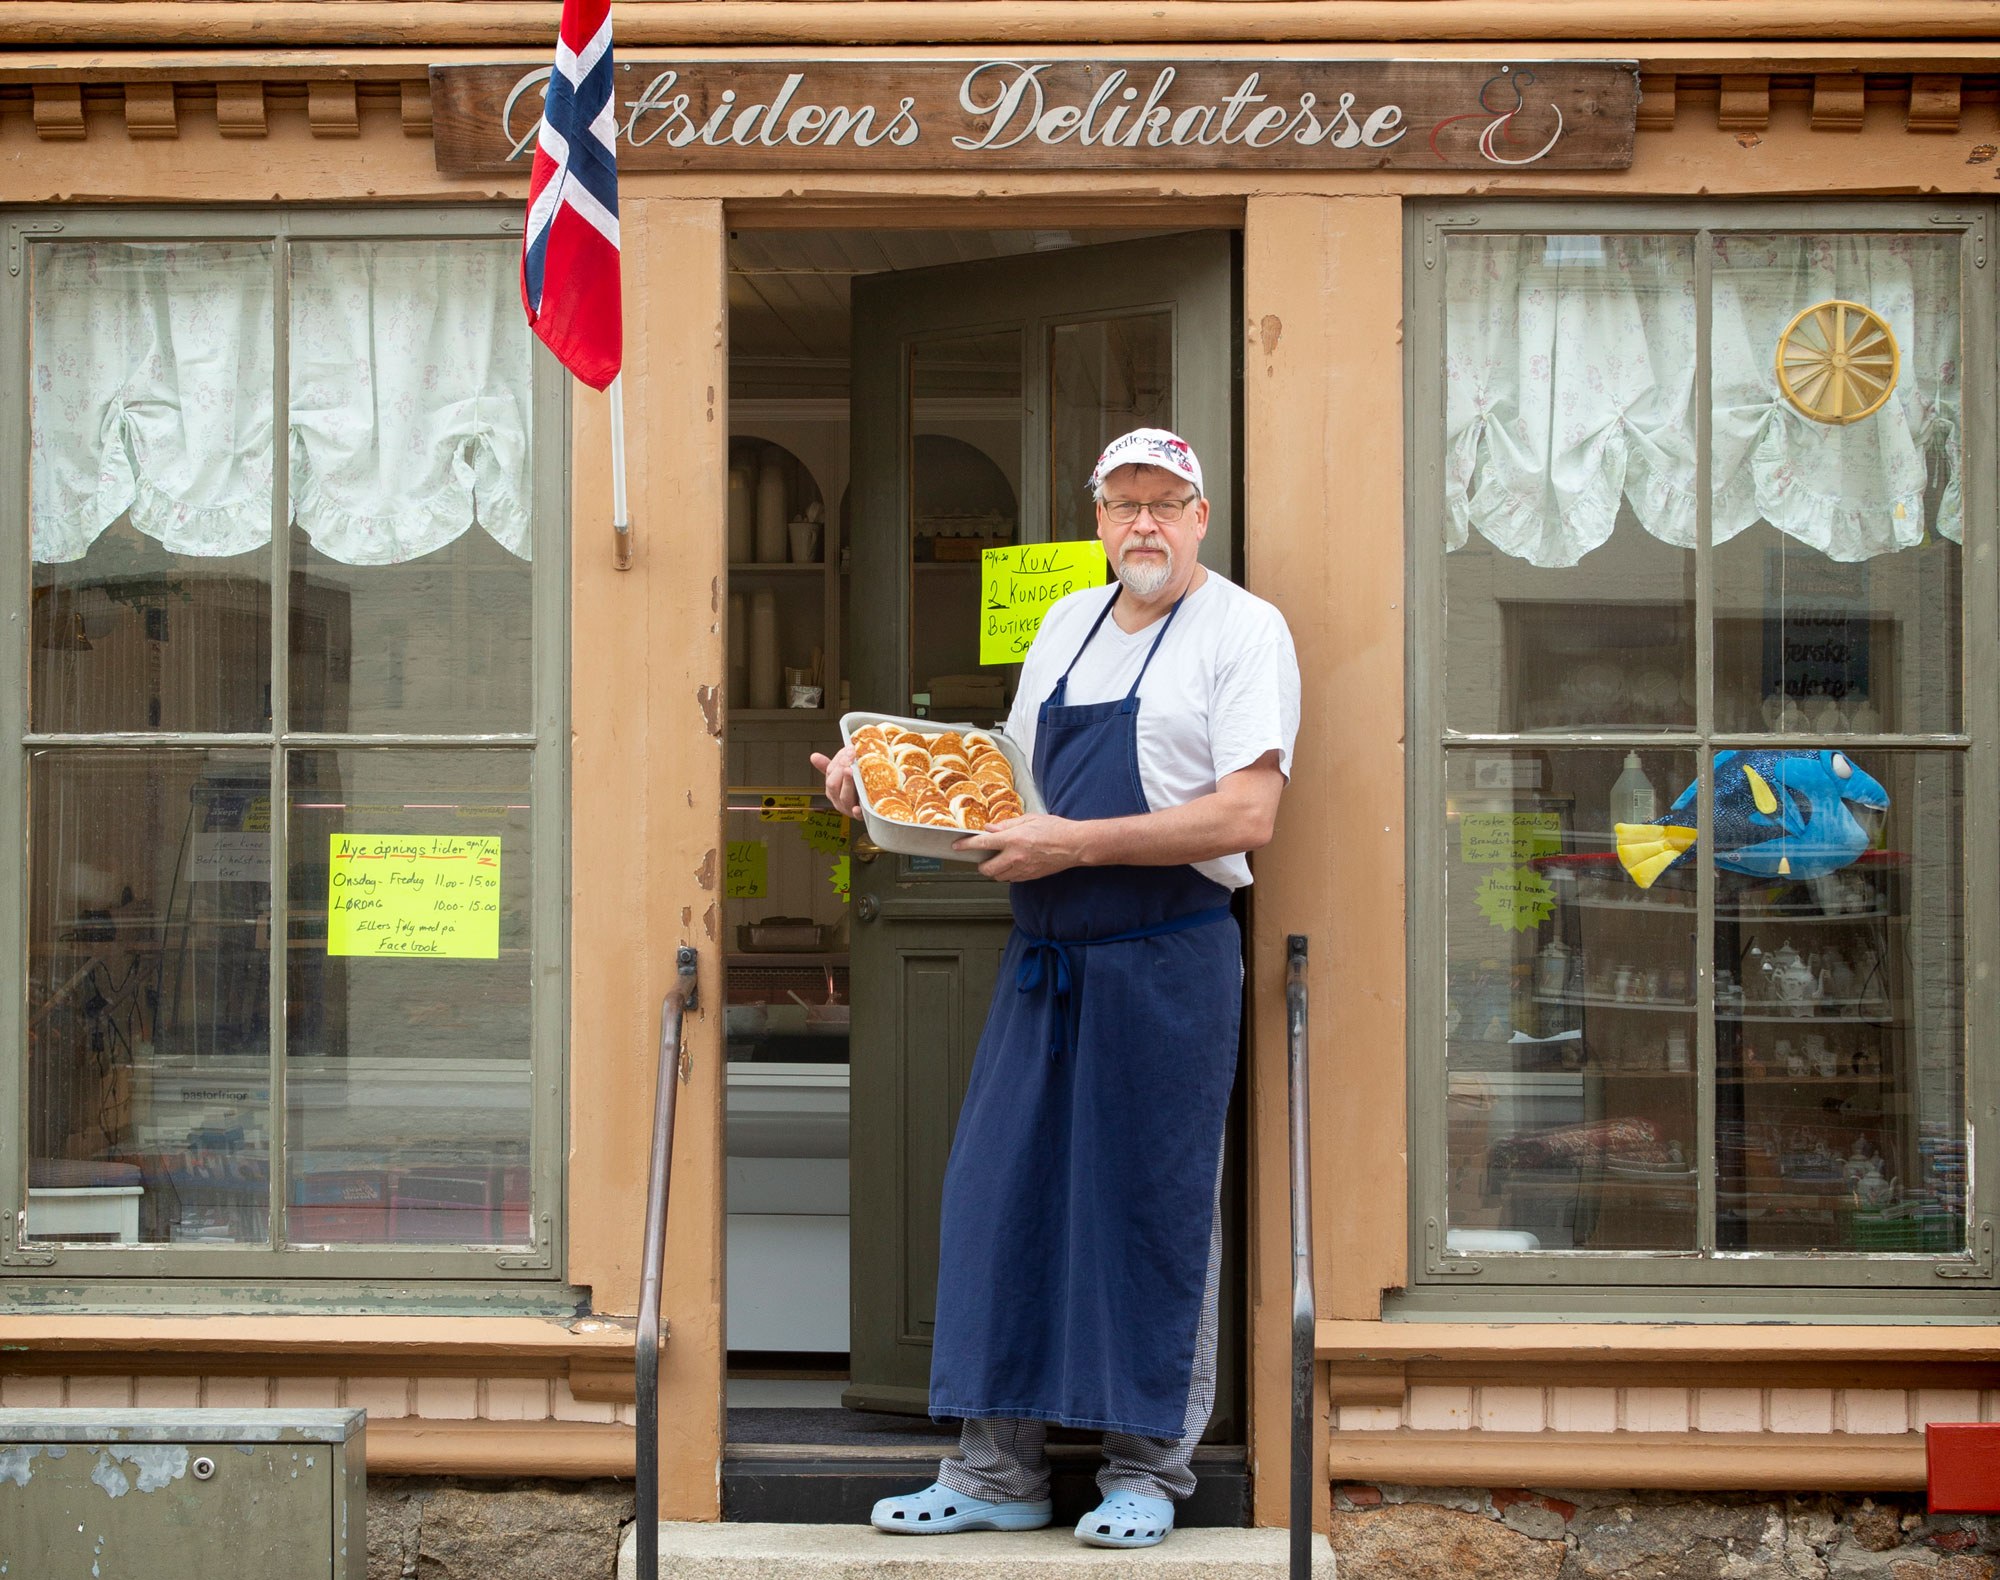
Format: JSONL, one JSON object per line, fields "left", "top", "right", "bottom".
{"left": 1016, "top": 905, "right": 1233, "bottom": 1059}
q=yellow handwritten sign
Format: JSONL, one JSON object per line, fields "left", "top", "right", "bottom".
{"left": 1460, "top": 811, "right": 1562, "bottom": 865}
{"left": 830, "top": 854, "right": 850, "bottom": 901}
{"left": 800, "top": 811, "right": 849, "bottom": 855}
{"left": 760, "top": 793, "right": 812, "bottom": 824}
{"left": 726, "top": 840, "right": 768, "bottom": 898}
{"left": 1475, "top": 865, "right": 1557, "bottom": 933}
{"left": 327, "top": 834, "right": 501, "bottom": 958}
{"left": 980, "top": 540, "right": 1109, "bottom": 665}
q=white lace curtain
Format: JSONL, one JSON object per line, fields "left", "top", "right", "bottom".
{"left": 30, "top": 238, "right": 532, "bottom": 567}
{"left": 1444, "top": 232, "right": 1961, "bottom": 568}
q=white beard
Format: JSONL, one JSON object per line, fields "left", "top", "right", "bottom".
{"left": 1116, "top": 538, "right": 1174, "bottom": 597}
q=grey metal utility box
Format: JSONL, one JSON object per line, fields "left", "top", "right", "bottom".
{"left": 0, "top": 1408, "right": 365, "bottom": 1580}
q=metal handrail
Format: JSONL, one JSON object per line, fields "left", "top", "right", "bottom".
{"left": 1286, "top": 934, "right": 1316, "bottom": 1580}
{"left": 635, "top": 945, "right": 699, "bottom": 1580}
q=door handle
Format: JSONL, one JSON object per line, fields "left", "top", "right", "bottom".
{"left": 853, "top": 837, "right": 884, "bottom": 864}
{"left": 855, "top": 894, "right": 881, "bottom": 923}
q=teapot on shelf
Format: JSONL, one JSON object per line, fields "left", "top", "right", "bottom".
{"left": 1763, "top": 941, "right": 1819, "bottom": 1013}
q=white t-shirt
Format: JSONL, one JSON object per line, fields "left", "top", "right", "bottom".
{"left": 1002, "top": 570, "right": 1301, "bottom": 890}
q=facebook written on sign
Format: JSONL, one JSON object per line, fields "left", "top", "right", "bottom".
{"left": 979, "top": 540, "right": 1111, "bottom": 666}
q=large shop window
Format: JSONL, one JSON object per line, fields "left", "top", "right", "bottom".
{"left": 1, "top": 214, "right": 567, "bottom": 1283}
{"left": 1410, "top": 206, "right": 1994, "bottom": 1303}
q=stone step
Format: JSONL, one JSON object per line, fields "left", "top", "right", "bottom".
{"left": 619, "top": 1521, "right": 1336, "bottom": 1580}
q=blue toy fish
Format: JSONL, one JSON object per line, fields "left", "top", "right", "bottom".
{"left": 1616, "top": 749, "right": 1889, "bottom": 890}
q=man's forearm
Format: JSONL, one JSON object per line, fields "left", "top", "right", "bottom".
{"left": 1073, "top": 764, "right": 1282, "bottom": 869}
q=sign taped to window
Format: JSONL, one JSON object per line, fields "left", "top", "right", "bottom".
{"left": 727, "top": 840, "right": 769, "bottom": 897}
{"left": 981, "top": 540, "right": 1108, "bottom": 664}
{"left": 327, "top": 834, "right": 502, "bottom": 958}
{"left": 1459, "top": 811, "right": 1562, "bottom": 865}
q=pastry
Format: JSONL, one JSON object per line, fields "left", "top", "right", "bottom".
{"left": 850, "top": 721, "right": 1026, "bottom": 833}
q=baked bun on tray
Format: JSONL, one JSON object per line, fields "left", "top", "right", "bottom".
{"left": 852, "top": 724, "right": 1025, "bottom": 833}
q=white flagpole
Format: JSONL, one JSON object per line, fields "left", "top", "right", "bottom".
{"left": 609, "top": 372, "right": 632, "bottom": 570}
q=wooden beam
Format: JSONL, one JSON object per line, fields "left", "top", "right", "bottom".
{"left": 1636, "top": 73, "right": 1675, "bottom": 131}
{"left": 7, "top": 2, "right": 2000, "bottom": 49}
{"left": 399, "top": 76, "right": 432, "bottom": 137}
{"left": 0, "top": 1314, "right": 637, "bottom": 1377}
{"left": 307, "top": 78, "right": 358, "bottom": 137}
{"left": 1328, "top": 1429, "right": 1928, "bottom": 1491}
{"left": 123, "top": 80, "right": 177, "bottom": 138}
{"left": 1717, "top": 74, "right": 1771, "bottom": 132}
{"left": 1327, "top": 1364, "right": 1409, "bottom": 1408}
{"left": 1810, "top": 72, "right": 1867, "bottom": 131}
{"left": 368, "top": 1418, "right": 633, "bottom": 1478}
{"left": 215, "top": 79, "right": 267, "bottom": 137}
{"left": 1244, "top": 192, "right": 1405, "bottom": 1527}
{"left": 32, "top": 82, "right": 84, "bottom": 140}
{"left": 1318, "top": 1321, "right": 2000, "bottom": 1368}
{"left": 1908, "top": 73, "right": 1963, "bottom": 133}
{"left": 564, "top": 194, "right": 729, "bottom": 1522}
{"left": 11, "top": 45, "right": 2000, "bottom": 81}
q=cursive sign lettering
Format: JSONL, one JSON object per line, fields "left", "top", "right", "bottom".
{"left": 952, "top": 63, "right": 1405, "bottom": 153}
{"left": 432, "top": 58, "right": 1638, "bottom": 174}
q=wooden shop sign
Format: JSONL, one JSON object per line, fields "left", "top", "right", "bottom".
{"left": 430, "top": 59, "right": 1639, "bottom": 174}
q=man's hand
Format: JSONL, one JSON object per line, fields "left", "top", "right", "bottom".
{"left": 954, "top": 814, "right": 1091, "bottom": 882}
{"left": 809, "top": 746, "right": 863, "bottom": 817}
{"left": 952, "top": 754, "right": 1287, "bottom": 881}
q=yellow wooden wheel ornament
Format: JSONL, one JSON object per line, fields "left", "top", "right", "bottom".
{"left": 1775, "top": 299, "right": 1899, "bottom": 425}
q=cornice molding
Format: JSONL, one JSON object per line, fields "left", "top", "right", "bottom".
{"left": 0, "top": 66, "right": 1984, "bottom": 146}
{"left": 5, "top": 3, "right": 2000, "bottom": 49}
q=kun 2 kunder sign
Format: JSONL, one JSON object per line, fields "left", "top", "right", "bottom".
{"left": 430, "top": 59, "right": 1639, "bottom": 174}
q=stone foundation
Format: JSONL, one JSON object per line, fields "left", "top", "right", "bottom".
{"left": 361, "top": 1479, "right": 2000, "bottom": 1579}
{"left": 367, "top": 1478, "right": 634, "bottom": 1580}
{"left": 1332, "top": 1485, "right": 2000, "bottom": 1579}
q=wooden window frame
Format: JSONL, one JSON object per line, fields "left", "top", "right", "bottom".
{"left": 1402, "top": 199, "right": 1999, "bottom": 1310}
{"left": 0, "top": 205, "right": 574, "bottom": 1291}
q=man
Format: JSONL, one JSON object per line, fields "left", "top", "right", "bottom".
{"left": 811, "top": 428, "right": 1299, "bottom": 1550}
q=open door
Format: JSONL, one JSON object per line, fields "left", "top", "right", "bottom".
{"left": 843, "top": 232, "right": 1237, "bottom": 1416}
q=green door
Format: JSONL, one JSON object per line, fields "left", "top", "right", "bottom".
{"left": 843, "top": 232, "right": 1237, "bottom": 1417}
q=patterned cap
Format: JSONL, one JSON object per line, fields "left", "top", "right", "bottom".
{"left": 1088, "top": 428, "right": 1203, "bottom": 495}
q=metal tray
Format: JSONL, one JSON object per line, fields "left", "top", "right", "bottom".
{"left": 839, "top": 710, "right": 1042, "bottom": 862}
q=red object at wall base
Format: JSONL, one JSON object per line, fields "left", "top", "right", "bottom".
{"left": 1926, "top": 1423, "right": 2000, "bottom": 1513}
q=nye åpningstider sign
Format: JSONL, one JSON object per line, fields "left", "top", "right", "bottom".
{"left": 327, "top": 834, "right": 502, "bottom": 958}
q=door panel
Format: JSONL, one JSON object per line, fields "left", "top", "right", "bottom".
{"left": 845, "top": 232, "right": 1236, "bottom": 1418}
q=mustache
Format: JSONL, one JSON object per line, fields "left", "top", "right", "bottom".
{"left": 1121, "top": 534, "right": 1168, "bottom": 555}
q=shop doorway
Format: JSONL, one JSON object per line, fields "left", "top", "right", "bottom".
{"left": 720, "top": 227, "right": 1246, "bottom": 1523}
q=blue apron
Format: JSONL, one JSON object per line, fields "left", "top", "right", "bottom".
{"left": 927, "top": 586, "right": 1242, "bottom": 1440}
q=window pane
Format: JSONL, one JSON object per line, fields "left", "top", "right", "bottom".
{"left": 1442, "top": 235, "right": 1697, "bottom": 733}
{"left": 30, "top": 241, "right": 275, "bottom": 735}
{"left": 285, "top": 750, "right": 534, "bottom": 1246}
{"left": 909, "top": 331, "right": 1021, "bottom": 713}
{"left": 288, "top": 239, "right": 534, "bottom": 734}
{"left": 1712, "top": 234, "right": 1962, "bottom": 735}
{"left": 1712, "top": 748, "right": 1964, "bottom": 1253}
{"left": 1445, "top": 747, "right": 1699, "bottom": 1253}
{"left": 1049, "top": 310, "right": 1173, "bottom": 544}
{"left": 27, "top": 749, "right": 271, "bottom": 1245}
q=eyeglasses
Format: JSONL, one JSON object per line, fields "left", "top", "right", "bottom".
{"left": 1099, "top": 495, "right": 1199, "bottom": 525}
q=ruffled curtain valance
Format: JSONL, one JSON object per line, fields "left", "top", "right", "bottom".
{"left": 30, "top": 238, "right": 532, "bottom": 567}
{"left": 1445, "top": 232, "right": 1960, "bottom": 568}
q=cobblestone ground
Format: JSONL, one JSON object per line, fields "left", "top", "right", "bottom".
{"left": 1332, "top": 1485, "right": 2000, "bottom": 1580}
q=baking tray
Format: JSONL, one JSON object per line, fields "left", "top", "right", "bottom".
{"left": 840, "top": 710, "right": 1043, "bottom": 862}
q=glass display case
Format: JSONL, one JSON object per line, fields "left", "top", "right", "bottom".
{"left": 1443, "top": 748, "right": 1964, "bottom": 1258}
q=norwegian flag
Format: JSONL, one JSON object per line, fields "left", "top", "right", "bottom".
{"left": 521, "top": 0, "right": 621, "bottom": 390}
